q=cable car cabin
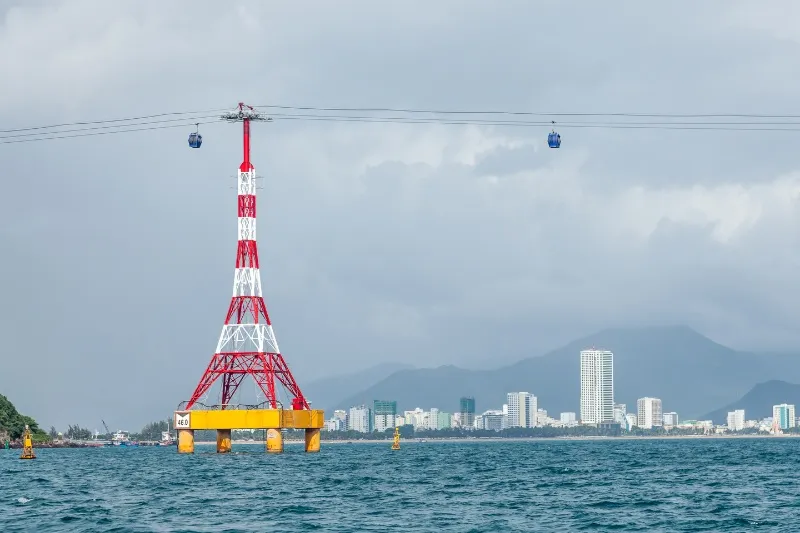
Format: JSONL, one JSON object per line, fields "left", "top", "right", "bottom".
{"left": 188, "top": 132, "right": 202, "bottom": 148}
{"left": 547, "top": 131, "right": 561, "bottom": 149}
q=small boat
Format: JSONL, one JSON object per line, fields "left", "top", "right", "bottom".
{"left": 158, "top": 430, "right": 174, "bottom": 446}
{"left": 112, "top": 430, "right": 131, "bottom": 446}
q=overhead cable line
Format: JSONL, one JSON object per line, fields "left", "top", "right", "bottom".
{"left": 254, "top": 104, "right": 800, "bottom": 120}
{"left": 0, "top": 114, "right": 222, "bottom": 140}
{"left": 265, "top": 112, "right": 800, "bottom": 130}
{"left": 0, "top": 107, "right": 229, "bottom": 134}
{"left": 262, "top": 114, "right": 800, "bottom": 132}
{"left": 6, "top": 103, "right": 800, "bottom": 145}
{"left": 0, "top": 120, "right": 219, "bottom": 145}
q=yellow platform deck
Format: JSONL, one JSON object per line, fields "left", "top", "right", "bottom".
{"left": 174, "top": 408, "right": 325, "bottom": 430}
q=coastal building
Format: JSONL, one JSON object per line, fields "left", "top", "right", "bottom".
{"left": 373, "top": 400, "right": 397, "bottom": 432}
{"left": 324, "top": 418, "right": 344, "bottom": 431}
{"left": 613, "top": 404, "right": 626, "bottom": 426}
{"left": 428, "top": 408, "right": 440, "bottom": 430}
{"left": 580, "top": 349, "right": 614, "bottom": 424}
{"left": 459, "top": 397, "right": 476, "bottom": 429}
{"left": 450, "top": 414, "right": 460, "bottom": 428}
{"left": 727, "top": 409, "right": 745, "bottom": 431}
{"left": 333, "top": 410, "right": 347, "bottom": 427}
{"left": 662, "top": 412, "right": 678, "bottom": 427}
{"left": 506, "top": 392, "right": 537, "bottom": 428}
{"left": 773, "top": 404, "right": 796, "bottom": 430}
{"left": 624, "top": 413, "right": 637, "bottom": 430}
{"left": 560, "top": 412, "right": 577, "bottom": 424}
{"left": 536, "top": 409, "right": 552, "bottom": 427}
{"left": 476, "top": 410, "right": 505, "bottom": 431}
{"left": 636, "top": 397, "right": 663, "bottom": 429}
{"left": 348, "top": 405, "right": 373, "bottom": 433}
{"left": 404, "top": 408, "right": 426, "bottom": 429}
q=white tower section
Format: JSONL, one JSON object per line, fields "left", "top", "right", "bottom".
{"left": 580, "top": 349, "right": 614, "bottom": 424}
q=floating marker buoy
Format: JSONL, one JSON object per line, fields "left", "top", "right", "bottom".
{"left": 391, "top": 426, "right": 400, "bottom": 450}
{"left": 19, "top": 425, "right": 35, "bottom": 460}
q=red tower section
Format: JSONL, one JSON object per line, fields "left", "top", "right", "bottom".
{"left": 185, "top": 103, "right": 308, "bottom": 411}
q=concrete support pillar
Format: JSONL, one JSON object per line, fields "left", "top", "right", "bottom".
{"left": 177, "top": 429, "right": 195, "bottom": 454}
{"left": 216, "top": 429, "right": 232, "bottom": 453}
{"left": 304, "top": 428, "right": 321, "bottom": 453}
{"left": 266, "top": 428, "right": 283, "bottom": 453}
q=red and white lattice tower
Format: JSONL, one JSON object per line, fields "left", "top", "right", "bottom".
{"left": 184, "top": 103, "right": 309, "bottom": 411}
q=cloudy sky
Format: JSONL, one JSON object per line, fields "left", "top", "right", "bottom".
{"left": 2, "top": 0, "right": 800, "bottom": 429}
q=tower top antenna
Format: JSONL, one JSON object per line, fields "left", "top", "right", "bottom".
{"left": 221, "top": 102, "right": 271, "bottom": 123}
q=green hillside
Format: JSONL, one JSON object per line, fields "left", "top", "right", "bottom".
{"left": 0, "top": 393, "right": 41, "bottom": 440}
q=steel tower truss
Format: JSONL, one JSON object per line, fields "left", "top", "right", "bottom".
{"left": 185, "top": 103, "right": 309, "bottom": 411}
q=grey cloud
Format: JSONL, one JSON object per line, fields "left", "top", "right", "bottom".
{"left": 2, "top": 0, "right": 800, "bottom": 429}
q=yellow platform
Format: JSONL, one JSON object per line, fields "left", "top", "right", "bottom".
{"left": 174, "top": 408, "right": 325, "bottom": 430}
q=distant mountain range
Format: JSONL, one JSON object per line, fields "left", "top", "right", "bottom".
{"left": 323, "top": 325, "right": 800, "bottom": 419}
{"left": 701, "top": 380, "right": 800, "bottom": 424}
{"left": 302, "top": 362, "right": 414, "bottom": 412}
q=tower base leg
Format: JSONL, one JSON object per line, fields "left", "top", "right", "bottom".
{"left": 177, "top": 429, "right": 195, "bottom": 454}
{"left": 216, "top": 429, "right": 232, "bottom": 453}
{"left": 266, "top": 428, "right": 283, "bottom": 453}
{"left": 305, "top": 428, "right": 320, "bottom": 453}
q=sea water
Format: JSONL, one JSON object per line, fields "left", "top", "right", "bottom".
{"left": 1, "top": 438, "right": 798, "bottom": 532}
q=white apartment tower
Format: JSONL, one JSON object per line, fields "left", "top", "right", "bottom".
{"left": 637, "top": 397, "right": 663, "bottom": 429}
{"left": 506, "top": 392, "right": 538, "bottom": 428}
{"left": 580, "top": 349, "right": 614, "bottom": 424}
{"left": 727, "top": 409, "right": 745, "bottom": 431}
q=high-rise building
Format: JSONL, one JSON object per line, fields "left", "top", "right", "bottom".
{"left": 459, "top": 397, "right": 476, "bottom": 429}
{"left": 580, "top": 349, "right": 614, "bottom": 424}
{"left": 662, "top": 412, "right": 678, "bottom": 427}
{"left": 348, "top": 405, "right": 373, "bottom": 433}
{"left": 506, "top": 392, "right": 537, "bottom": 428}
{"left": 373, "top": 400, "right": 397, "bottom": 432}
{"left": 727, "top": 409, "right": 745, "bottom": 431}
{"left": 637, "top": 397, "right": 663, "bottom": 429}
{"left": 773, "top": 404, "right": 796, "bottom": 430}
{"left": 560, "top": 412, "right": 577, "bottom": 424}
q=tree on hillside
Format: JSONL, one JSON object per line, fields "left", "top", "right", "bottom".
{"left": 0, "top": 394, "right": 42, "bottom": 439}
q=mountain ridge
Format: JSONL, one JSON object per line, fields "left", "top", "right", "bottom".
{"left": 701, "top": 380, "right": 800, "bottom": 424}
{"left": 332, "top": 325, "right": 800, "bottom": 419}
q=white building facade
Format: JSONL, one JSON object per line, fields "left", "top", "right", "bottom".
{"left": 348, "top": 405, "right": 373, "bottom": 433}
{"left": 636, "top": 397, "right": 663, "bottom": 429}
{"left": 662, "top": 412, "right": 679, "bottom": 427}
{"left": 580, "top": 349, "right": 614, "bottom": 424}
{"left": 560, "top": 412, "right": 577, "bottom": 424}
{"left": 506, "top": 392, "right": 538, "bottom": 428}
{"left": 727, "top": 409, "right": 745, "bottom": 431}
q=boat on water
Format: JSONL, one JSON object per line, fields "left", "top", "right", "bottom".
{"left": 112, "top": 430, "right": 132, "bottom": 446}
{"left": 158, "top": 430, "right": 175, "bottom": 446}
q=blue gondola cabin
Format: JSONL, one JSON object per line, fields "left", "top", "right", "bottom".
{"left": 188, "top": 132, "right": 202, "bottom": 148}
{"left": 547, "top": 131, "right": 561, "bottom": 149}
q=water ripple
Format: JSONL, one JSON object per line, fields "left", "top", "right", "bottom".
{"left": 1, "top": 439, "right": 799, "bottom": 532}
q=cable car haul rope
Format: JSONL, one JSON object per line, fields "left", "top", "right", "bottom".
{"left": 4, "top": 102, "right": 800, "bottom": 147}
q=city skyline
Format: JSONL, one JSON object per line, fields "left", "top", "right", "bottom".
{"left": 325, "top": 347, "right": 799, "bottom": 435}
